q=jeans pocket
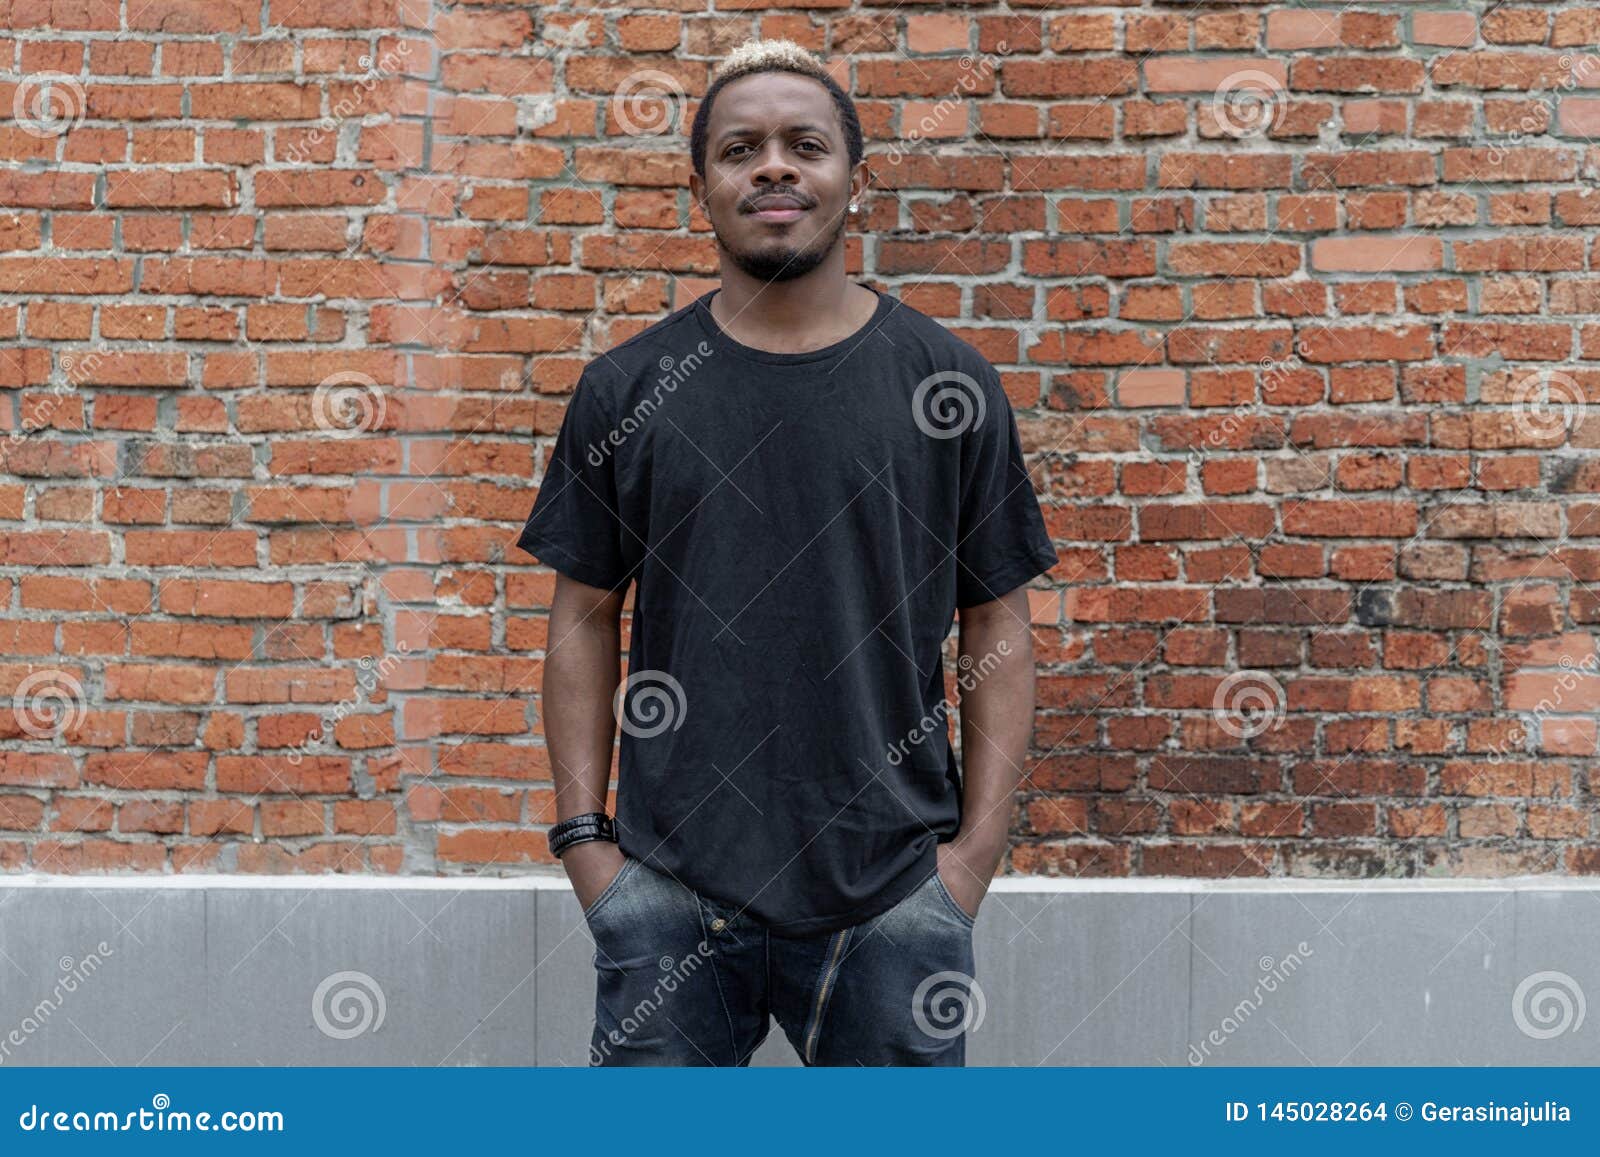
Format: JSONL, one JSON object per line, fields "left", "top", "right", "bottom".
{"left": 931, "top": 870, "right": 978, "bottom": 928}
{"left": 582, "top": 855, "right": 640, "bottom": 924}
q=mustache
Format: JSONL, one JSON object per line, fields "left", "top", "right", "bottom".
{"left": 741, "top": 191, "right": 818, "bottom": 212}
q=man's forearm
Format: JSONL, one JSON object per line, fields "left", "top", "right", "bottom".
{"left": 952, "top": 587, "right": 1037, "bottom": 877}
{"left": 544, "top": 601, "right": 624, "bottom": 823}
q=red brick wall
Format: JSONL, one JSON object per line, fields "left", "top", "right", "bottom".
{"left": 1, "top": 4, "right": 1597, "bottom": 880}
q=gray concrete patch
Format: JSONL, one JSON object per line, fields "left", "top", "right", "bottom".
{"left": 0, "top": 877, "right": 1588, "bottom": 1066}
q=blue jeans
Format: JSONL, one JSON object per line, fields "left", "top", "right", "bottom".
{"left": 581, "top": 855, "right": 979, "bottom": 1066}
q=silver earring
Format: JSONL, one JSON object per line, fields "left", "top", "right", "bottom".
{"left": 848, "top": 202, "right": 859, "bottom": 214}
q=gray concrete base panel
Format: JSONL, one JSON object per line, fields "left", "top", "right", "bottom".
{"left": 0, "top": 878, "right": 1590, "bottom": 1066}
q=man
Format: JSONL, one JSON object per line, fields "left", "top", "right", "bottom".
{"left": 516, "top": 38, "right": 1057, "bottom": 1066}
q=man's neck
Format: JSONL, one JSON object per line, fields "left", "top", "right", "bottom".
{"left": 709, "top": 264, "right": 877, "bottom": 355}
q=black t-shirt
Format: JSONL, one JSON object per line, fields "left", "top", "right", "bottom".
{"left": 517, "top": 283, "right": 1057, "bottom": 936}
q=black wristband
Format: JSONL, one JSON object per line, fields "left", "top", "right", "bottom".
{"left": 548, "top": 812, "right": 616, "bottom": 858}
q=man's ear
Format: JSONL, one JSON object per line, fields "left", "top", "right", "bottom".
{"left": 850, "top": 162, "right": 871, "bottom": 206}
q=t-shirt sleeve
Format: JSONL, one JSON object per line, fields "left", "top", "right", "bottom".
{"left": 515, "top": 369, "right": 634, "bottom": 591}
{"left": 954, "top": 367, "right": 1058, "bottom": 609}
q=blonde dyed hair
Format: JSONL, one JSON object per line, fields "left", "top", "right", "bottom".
{"left": 689, "top": 38, "right": 863, "bottom": 177}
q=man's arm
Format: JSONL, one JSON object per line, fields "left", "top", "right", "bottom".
{"left": 936, "top": 585, "right": 1037, "bottom": 920}
{"left": 543, "top": 571, "right": 630, "bottom": 910}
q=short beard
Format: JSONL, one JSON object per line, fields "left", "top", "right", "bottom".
{"left": 723, "top": 208, "right": 847, "bottom": 284}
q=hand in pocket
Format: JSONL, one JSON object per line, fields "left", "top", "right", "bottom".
{"left": 565, "top": 841, "right": 628, "bottom": 913}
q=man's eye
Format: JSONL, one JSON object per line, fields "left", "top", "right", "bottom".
{"left": 725, "top": 140, "right": 824, "bottom": 160}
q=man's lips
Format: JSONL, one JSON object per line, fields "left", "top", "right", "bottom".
{"left": 746, "top": 197, "right": 811, "bottom": 223}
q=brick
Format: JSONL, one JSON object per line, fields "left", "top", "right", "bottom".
{"left": 1311, "top": 236, "right": 1443, "bottom": 272}
{"left": 1412, "top": 12, "right": 1476, "bottom": 47}
{"left": 0, "top": 12, "right": 1589, "bottom": 893}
